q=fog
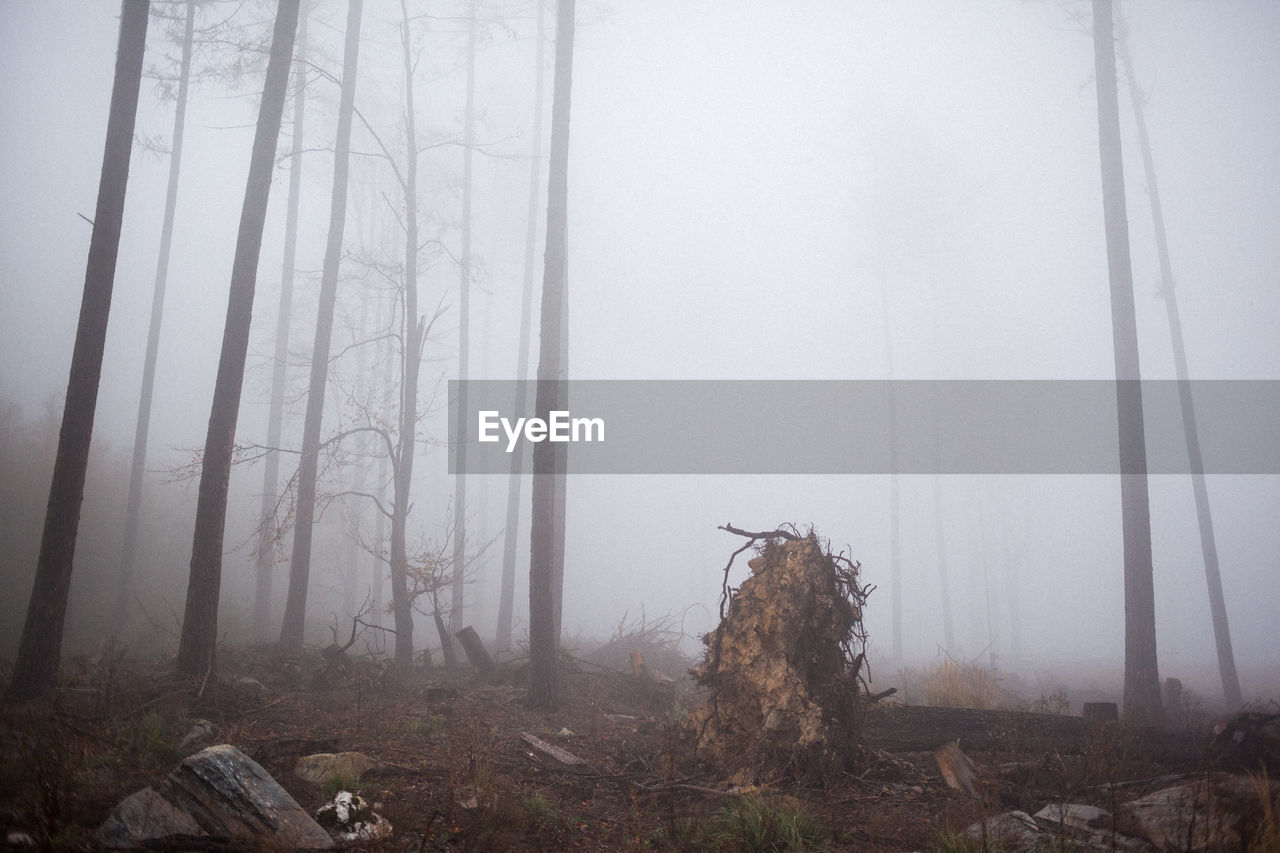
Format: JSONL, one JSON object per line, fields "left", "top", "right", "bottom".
{"left": 1, "top": 1, "right": 1277, "bottom": 706}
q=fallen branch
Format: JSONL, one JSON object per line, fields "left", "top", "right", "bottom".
{"left": 868, "top": 687, "right": 898, "bottom": 703}
{"left": 630, "top": 779, "right": 734, "bottom": 797}
{"left": 520, "top": 732, "right": 585, "bottom": 766}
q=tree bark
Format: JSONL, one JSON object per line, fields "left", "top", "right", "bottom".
{"left": 280, "top": 0, "right": 363, "bottom": 649}
{"left": 450, "top": 0, "right": 479, "bottom": 640}
{"left": 496, "top": 0, "right": 547, "bottom": 652}
{"left": 6, "top": 0, "right": 150, "bottom": 703}
{"left": 175, "top": 0, "right": 300, "bottom": 679}
{"left": 551, "top": 256, "right": 568, "bottom": 642}
{"left": 1116, "top": 7, "right": 1242, "bottom": 710}
{"left": 1091, "top": 0, "right": 1161, "bottom": 723}
{"left": 528, "top": 0, "right": 575, "bottom": 711}
{"left": 253, "top": 6, "right": 308, "bottom": 642}
{"left": 115, "top": 0, "right": 194, "bottom": 631}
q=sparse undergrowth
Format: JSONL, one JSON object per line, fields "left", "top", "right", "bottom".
{"left": 0, "top": 639, "right": 1269, "bottom": 851}
{"left": 650, "top": 794, "right": 826, "bottom": 852}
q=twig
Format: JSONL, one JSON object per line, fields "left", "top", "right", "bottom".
{"left": 630, "top": 780, "right": 734, "bottom": 797}
{"left": 197, "top": 664, "right": 214, "bottom": 699}
{"left": 717, "top": 523, "right": 802, "bottom": 542}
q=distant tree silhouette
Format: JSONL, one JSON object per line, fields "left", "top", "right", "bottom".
{"left": 496, "top": 0, "right": 547, "bottom": 653}
{"left": 451, "top": 0, "right": 479, "bottom": 645}
{"left": 115, "top": 0, "right": 195, "bottom": 631}
{"left": 1091, "top": 0, "right": 1161, "bottom": 722}
{"left": 1116, "top": 6, "right": 1242, "bottom": 710}
{"left": 280, "top": 0, "right": 364, "bottom": 650}
{"left": 175, "top": 0, "right": 300, "bottom": 679}
{"left": 253, "top": 5, "right": 310, "bottom": 642}
{"left": 7, "top": 0, "right": 150, "bottom": 703}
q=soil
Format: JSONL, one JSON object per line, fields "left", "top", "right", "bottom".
{"left": 0, "top": 646, "right": 1218, "bottom": 852}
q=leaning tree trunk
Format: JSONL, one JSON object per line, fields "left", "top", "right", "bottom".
{"left": 1116, "top": 8, "right": 1243, "bottom": 710}
{"left": 175, "top": 0, "right": 300, "bottom": 679}
{"left": 450, "top": 0, "right": 478, "bottom": 640}
{"left": 115, "top": 0, "right": 194, "bottom": 631}
{"left": 253, "top": 6, "right": 308, "bottom": 642}
{"left": 6, "top": 0, "right": 150, "bottom": 703}
{"left": 528, "top": 0, "right": 576, "bottom": 711}
{"left": 1091, "top": 0, "right": 1161, "bottom": 723}
{"left": 280, "top": 0, "right": 363, "bottom": 649}
{"left": 495, "top": 0, "right": 547, "bottom": 652}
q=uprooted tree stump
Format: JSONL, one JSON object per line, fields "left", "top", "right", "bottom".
{"left": 682, "top": 526, "right": 872, "bottom": 783}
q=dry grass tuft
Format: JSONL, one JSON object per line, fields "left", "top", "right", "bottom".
{"left": 903, "top": 658, "right": 1002, "bottom": 710}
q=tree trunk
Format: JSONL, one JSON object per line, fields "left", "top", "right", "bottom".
{"left": 174, "top": 0, "right": 300, "bottom": 679}
{"left": 496, "top": 0, "right": 547, "bottom": 652}
{"left": 253, "top": 7, "right": 308, "bottom": 643}
{"left": 450, "top": 0, "right": 479, "bottom": 639}
{"left": 343, "top": 292, "right": 372, "bottom": 617}
{"left": 551, "top": 240, "right": 569, "bottom": 642}
{"left": 528, "top": 0, "right": 576, "bottom": 711}
{"left": 931, "top": 473, "right": 955, "bottom": 651}
{"left": 879, "top": 262, "right": 902, "bottom": 667}
{"left": 372, "top": 301, "right": 393, "bottom": 625}
{"left": 280, "top": 0, "right": 363, "bottom": 649}
{"left": 6, "top": 0, "right": 149, "bottom": 703}
{"left": 1116, "top": 8, "right": 1243, "bottom": 710}
{"left": 115, "top": 0, "right": 194, "bottom": 631}
{"left": 1003, "top": 532, "right": 1022, "bottom": 660}
{"left": 1091, "top": 0, "right": 1161, "bottom": 723}
{"left": 387, "top": 0, "right": 422, "bottom": 671}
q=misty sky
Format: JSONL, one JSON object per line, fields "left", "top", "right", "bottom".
{"left": 1, "top": 1, "right": 1277, "bottom": 699}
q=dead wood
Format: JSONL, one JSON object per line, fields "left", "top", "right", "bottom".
{"left": 520, "top": 731, "right": 586, "bottom": 766}
{"left": 629, "top": 650, "right": 674, "bottom": 685}
{"left": 864, "top": 705, "right": 1086, "bottom": 753}
{"left": 685, "top": 531, "right": 872, "bottom": 783}
{"left": 934, "top": 741, "right": 981, "bottom": 799}
{"left": 453, "top": 626, "right": 494, "bottom": 673}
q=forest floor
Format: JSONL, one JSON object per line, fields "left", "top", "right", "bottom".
{"left": 0, "top": 641, "right": 1234, "bottom": 852}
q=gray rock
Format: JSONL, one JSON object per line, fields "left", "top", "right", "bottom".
{"left": 176, "top": 718, "right": 216, "bottom": 751}
{"left": 235, "top": 676, "right": 269, "bottom": 699}
{"left": 160, "top": 744, "right": 333, "bottom": 849}
{"left": 1122, "top": 775, "right": 1254, "bottom": 851}
{"left": 1032, "top": 803, "right": 1154, "bottom": 852}
{"left": 97, "top": 787, "right": 202, "bottom": 849}
{"left": 294, "top": 751, "right": 383, "bottom": 785}
{"left": 1033, "top": 802, "right": 1108, "bottom": 832}
{"left": 965, "top": 811, "right": 1044, "bottom": 848}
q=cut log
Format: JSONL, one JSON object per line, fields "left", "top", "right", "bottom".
{"left": 934, "top": 741, "right": 981, "bottom": 799}
{"left": 454, "top": 625, "right": 494, "bottom": 672}
{"left": 630, "top": 650, "right": 674, "bottom": 684}
{"left": 865, "top": 705, "right": 1085, "bottom": 753}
